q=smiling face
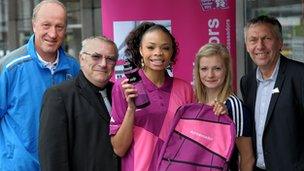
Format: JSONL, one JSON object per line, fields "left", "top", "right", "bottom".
{"left": 139, "top": 29, "right": 173, "bottom": 73}
{"left": 199, "top": 55, "right": 226, "bottom": 93}
{"left": 245, "top": 23, "right": 283, "bottom": 70}
{"left": 32, "top": 2, "right": 66, "bottom": 61}
{"left": 80, "top": 39, "right": 117, "bottom": 88}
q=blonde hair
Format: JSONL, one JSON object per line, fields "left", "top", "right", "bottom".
{"left": 32, "top": 0, "right": 67, "bottom": 23}
{"left": 193, "top": 43, "right": 232, "bottom": 103}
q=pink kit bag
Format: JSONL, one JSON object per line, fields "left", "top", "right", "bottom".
{"left": 157, "top": 103, "right": 236, "bottom": 171}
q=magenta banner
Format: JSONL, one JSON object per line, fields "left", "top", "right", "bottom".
{"left": 102, "top": 0, "right": 236, "bottom": 88}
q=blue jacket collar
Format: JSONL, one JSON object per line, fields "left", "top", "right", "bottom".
{"left": 27, "top": 34, "right": 74, "bottom": 72}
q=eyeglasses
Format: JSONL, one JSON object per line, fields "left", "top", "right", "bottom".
{"left": 82, "top": 52, "right": 117, "bottom": 65}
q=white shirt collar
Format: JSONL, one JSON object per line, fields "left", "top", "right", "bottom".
{"left": 37, "top": 51, "right": 59, "bottom": 69}
{"left": 256, "top": 57, "right": 280, "bottom": 82}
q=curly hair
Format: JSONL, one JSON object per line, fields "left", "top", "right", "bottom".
{"left": 124, "top": 22, "right": 179, "bottom": 68}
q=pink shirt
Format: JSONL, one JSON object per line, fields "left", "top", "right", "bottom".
{"left": 110, "top": 70, "right": 193, "bottom": 171}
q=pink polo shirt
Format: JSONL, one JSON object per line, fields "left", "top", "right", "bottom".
{"left": 110, "top": 69, "right": 193, "bottom": 171}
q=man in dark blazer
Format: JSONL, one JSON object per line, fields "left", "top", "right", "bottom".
{"left": 39, "top": 36, "right": 120, "bottom": 171}
{"left": 241, "top": 15, "right": 304, "bottom": 171}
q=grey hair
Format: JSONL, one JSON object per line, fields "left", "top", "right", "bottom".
{"left": 32, "top": 0, "right": 67, "bottom": 22}
{"left": 244, "top": 15, "right": 283, "bottom": 42}
{"left": 80, "top": 36, "right": 119, "bottom": 60}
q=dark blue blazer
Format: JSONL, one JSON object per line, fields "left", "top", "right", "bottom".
{"left": 241, "top": 55, "right": 304, "bottom": 171}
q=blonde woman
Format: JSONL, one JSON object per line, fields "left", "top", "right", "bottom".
{"left": 193, "top": 43, "right": 255, "bottom": 171}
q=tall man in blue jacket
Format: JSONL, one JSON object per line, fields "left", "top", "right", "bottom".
{"left": 0, "top": 0, "right": 79, "bottom": 170}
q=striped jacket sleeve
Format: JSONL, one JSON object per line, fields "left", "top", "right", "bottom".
{"left": 225, "top": 95, "right": 252, "bottom": 137}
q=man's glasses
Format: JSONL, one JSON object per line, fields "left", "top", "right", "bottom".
{"left": 82, "top": 52, "right": 117, "bottom": 65}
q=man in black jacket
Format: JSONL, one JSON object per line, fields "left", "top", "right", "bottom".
{"left": 241, "top": 15, "right": 304, "bottom": 171}
{"left": 39, "top": 36, "right": 120, "bottom": 171}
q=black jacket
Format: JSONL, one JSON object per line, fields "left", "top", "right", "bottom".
{"left": 241, "top": 56, "right": 304, "bottom": 171}
{"left": 39, "top": 71, "right": 120, "bottom": 171}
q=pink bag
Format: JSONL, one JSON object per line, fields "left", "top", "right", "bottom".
{"left": 157, "top": 103, "right": 236, "bottom": 171}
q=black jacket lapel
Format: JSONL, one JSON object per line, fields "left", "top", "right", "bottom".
{"left": 249, "top": 74, "right": 258, "bottom": 112}
{"left": 264, "top": 56, "right": 287, "bottom": 127}
{"left": 76, "top": 71, "right": 111, "bottom": 122}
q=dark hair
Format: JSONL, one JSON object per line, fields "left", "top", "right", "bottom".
{"left": 244, "top": 15, "right": 282, "bottom": 41}
{"left": 124, "top": 22, "right": 178, "bottom": 68}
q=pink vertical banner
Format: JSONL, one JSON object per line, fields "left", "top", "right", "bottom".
{"left": 101, "top": 0, "right": 236, "bottom": 89}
